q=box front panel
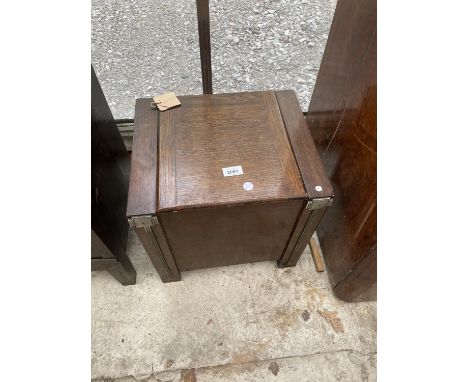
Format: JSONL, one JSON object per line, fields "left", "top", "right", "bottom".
{"left": 159, "top": 199, "right": 304, "bottom": 272}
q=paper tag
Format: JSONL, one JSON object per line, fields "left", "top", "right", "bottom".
{"left": 152, "top": 92, "right": 181, "bottom": 111}
{"left": 222, "top": 165, "right": 243, "bottom": 177}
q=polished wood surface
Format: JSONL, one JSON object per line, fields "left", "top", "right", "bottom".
{"left": 275, "top": 90, "right": 333, "bottom": 199}
{"left": 279, "top": 206, "right": 328, "bottom": 267}
{"left": 92, "top": 66, "right": 136, "bottom": 285}
{"left": 158, "top": 91, "right": 306, "bottom": 211}
{"left": 306, "top": 0, "right": 376, "bottom": 301}
{"left": 196, "top": 0, "right": 212, "bottom": 94}
{"left": 126, "top": 99, "right": 159, "bottom": 217}
{"left": 160, "top": 200, "right": 304, "bottom": 271}
{"left": 333, "top": 246, "right": 376, "bottom": 301}
{"left": 128, "top": 90, "right": 332, "bottom": 282}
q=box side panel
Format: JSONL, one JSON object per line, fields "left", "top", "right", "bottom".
{"left": 159, "top": 200, "right": 304, "bottom": 272}
{"left": 275, "top": 90, "right": 333, "bottom": 199}
{"left": 127, "top": 98, "right": 159, "bottom": 217}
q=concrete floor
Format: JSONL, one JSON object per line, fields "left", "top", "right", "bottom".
{"left": 92, "top": 231, "right": 377, "bottom": 381}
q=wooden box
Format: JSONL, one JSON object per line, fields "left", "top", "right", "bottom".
{"left": 127, "top": 90, "right": 333, "bottom": 282}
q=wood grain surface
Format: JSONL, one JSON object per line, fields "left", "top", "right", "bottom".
{"left": 196, "top": 0, "right": 213, "bottom": 94}
{"left": 158, "top": 91, "right": 306, "bottom": 211}
{"left": 128, "top": 90, "right": 332, "bottom": 281}
{"left": 275, "top": 90, "right": 333, "bottom": 199}
{"left": 126, "top": 98, "right": 159, "bottom": 217}
{"left": 159, "top": 200, "right": 304, "bottom": 271}
{"left": 306, "top": 0, "right": 376, "bottom": 301}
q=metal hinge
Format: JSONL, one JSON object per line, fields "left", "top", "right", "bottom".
{"left": 128, "top": 215, "right": 159, "bottom": 228}
{"left": 306, "top": 197, "right": 333, "bottom": 211}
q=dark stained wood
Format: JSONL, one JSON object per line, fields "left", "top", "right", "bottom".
{"left": 91, "top": 66, "right": 130, "bottom": 261}
{"left": 160, "top": 200, "right": 303, "bottom": 271}
{"left": 91, "top": 231, "right": 136, "bottom": 285}
{"left": 91, "top": 228, "right": 114, "bottom": 259}
{"left": 128, "top": 90, "right": 332, "bottom": 282}
{"left": 275, "top": 90, "right": 333, "bottom": 199}
{"left": 158, "top": 91, "right": 306, "bottom": 211}
{"left": 333, "top": 247, "right": 376, "bottom": 302}
{"left": 278, "top": 206, "right": 328, "bottom": 267}
{"left": 92, "top": 65, "right": 136, "bottom": 285}
{"left": 278, "top": 200, "right": 311, "bottom": 268}
{"left": 126, "top": 99, "right": 159, "bottom": 217}
{"left": 196, "top": 0, "right": 213, "bottom": 94}
{"left": 306, "top": 0, "right": 376, "bottom": 301}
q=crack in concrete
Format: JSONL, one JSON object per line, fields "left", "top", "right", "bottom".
{"left": 93, "top": 348, "right": 377, "bottom": 381}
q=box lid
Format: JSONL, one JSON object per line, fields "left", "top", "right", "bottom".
{"left": 159, "top": 91, "right": 307, "bottom": 210}
{"left": 127, "top": 90, "right": 332, "bottom": 216}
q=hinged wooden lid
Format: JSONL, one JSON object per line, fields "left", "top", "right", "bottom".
{"left": 127, "top": 90, "right": 333, "bottom": 216}
{"left": 158, "top": 91, "right": 306, "bottom": 210}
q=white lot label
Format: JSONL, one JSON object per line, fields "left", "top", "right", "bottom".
{"left": 222, "top": 165, "right": 243, "bottom": 177}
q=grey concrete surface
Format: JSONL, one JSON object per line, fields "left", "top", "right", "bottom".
{"left": 91, "top": 0, "right": 337, "bottom": 119}
{"left": 92, "top": 231, "right": 377, "bottom": 381}
{"left": 94, "top": 351, "right": 376, "bottom": 382}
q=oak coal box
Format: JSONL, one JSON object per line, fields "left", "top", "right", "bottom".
{"left": 127, "top": 90, "right": 332, "bottom": 282}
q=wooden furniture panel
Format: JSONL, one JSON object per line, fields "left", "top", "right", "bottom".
{"left": 157, "top": 91, "right": 306, "bottom": 211}
{"left": 306, "top": 0, "right": 376, "bottom": 301}
{"left": 126, "top": 99, "right": 160, "bottom": 217}
{"left": 160, "top": 200, "right": 303, "bottom": 272}
{"left": 92, "top": 66, "right": 136, "bottom": 285}
{"left": 128, "top": 90, "right": 333, "bottom": 282}
{"left": 196, "top": 0, "right": 212, "bottom": 94}
{"left": 91, "top": 230, "right": 136, "bottom": 286}
{"left": 275, "top": 90, "right": 333, "bottom": 199}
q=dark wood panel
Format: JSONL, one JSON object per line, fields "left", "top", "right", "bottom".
{"left": 91, "top": 256, "right": 136, "bottom": 286}
{"left": 196, "top": 0, "right": 212, "bottom": 94}
{"left": 91, "top": 66, "right": 130, "bottom": 262}
{"left": 278, "top": 201, "right": 309, "bottom": 267}
{"left": 275, "top": 90, "right": 333, "bottom": 199}
{"left": 160, "top": 200, "right": 303, "bottom": 272}
{"left": 126, "top": 99, "right": 159, "bottom": 217}
{"left": 333, "top": 246, "right": 376, "bottom": 302}
{"left": 92, "top": 66, "right": 135, "bottom": 285}
{"left": 91, "top": 228, "right": 114, "bottom": 259}
{"left": 305, "top": 0, "right": 376, "bottom": 301}
{"left": 158, "top": 91, "right": 306, "bottom": 211}
{"left": 281, "top": 207, "right": 329, "bottom": 268}
{"left": 261, "top": 91, "right": 305, "bottom": 196}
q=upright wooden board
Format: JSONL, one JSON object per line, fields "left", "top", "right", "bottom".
{"left": 306, "top": 0, "right": 376, "bottom": 302}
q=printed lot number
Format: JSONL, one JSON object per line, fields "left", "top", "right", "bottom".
{"left": 222, "top": 165, "right": 243, "bottom": 177}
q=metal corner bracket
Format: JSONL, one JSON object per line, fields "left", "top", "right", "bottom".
{"left": 306, "top": 197, "right": 333, "bottom": 211}
{"left": 128, "top": 215, "right": 159, "bottom": 228}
